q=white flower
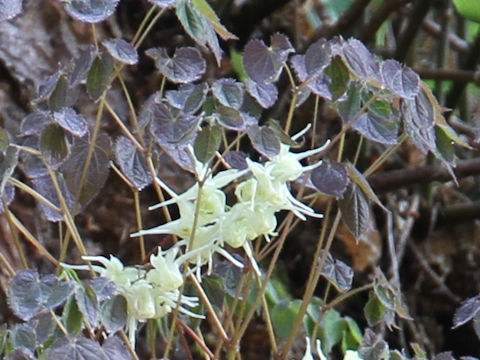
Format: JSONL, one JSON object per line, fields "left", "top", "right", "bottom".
{"left": 80, "top": 255, "right": 140, "bottom": 288}
{"left": 147, "top": 247, "right": 183, "bottom": 292}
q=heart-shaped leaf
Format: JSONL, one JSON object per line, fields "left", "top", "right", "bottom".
{"left": 311, "top": 161, "right": 348, "bottom": 198}
{"left": 53, "top": 107, "right": 88, "bottom": 138}
{"left": 212, "top": 78, "right": 244, "bottom": 110}
{"left": 146, "top": 47, "right": 206, "bottom": 83}
{"left": 194, "top": 125, "right": 221, "bottom": 163}
{"left": 247, "top": 125, "right": 280, "bottom": 158}
{"left": 115, "top": 136, "right": 151, "bottom": 190}
{"left": 246, "top": 79, "right": 278, "bottom": 109}
{"left": 102, "top": 38, "right": 138, "bottom": 65}
{"left": 64, "top": 0, "right": 120, "bottom": 23}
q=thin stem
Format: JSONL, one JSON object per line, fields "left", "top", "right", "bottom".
{"left": 280, "top": 210, "right": 342, "bottom": 358}
{"left": 8, "top": 211, "right": 59, "bottom": 266}
{"left": 9, "top": 178, "right": 61, "bottom": 213}
{"left": 134, "top": 8, "right": 166, "bottom": 49}
{"left": 133, "top": 190, "right": 146, "bottom": 260}
{"left": 104, "top": 101, "right": 145, "bottom": 152}
{"left": 119, "top": 330, "right": 141, "bottom": 360}
{"left": 364, "top": 132, "right": 407, "bottom": 177}
{"left": 188, "top": 273, "right": 229, "bottom": 342}
{"left": 1, "top": 197, "right": 28, "bottom": 269}
{"left": 323, "top": 283, "right": 374, "bottom": 311}
{"left": 132, "top": 5, "right": 157, "bottom": 45}
{"left": 255, "top": 271, "right": 278, "bottom": 356}
{"left": 0, "top": 251, "right": 15, "bottom": 277}
{"left": 230, "top": 213, "right": 296, "bottom": 351}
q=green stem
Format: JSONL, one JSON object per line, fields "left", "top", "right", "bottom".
{"left": 280, "top": 210, "right": 342, "bottom": 359}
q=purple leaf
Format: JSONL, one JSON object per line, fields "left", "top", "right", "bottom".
{"left": 212, "top": 78, "right": 244, "bottom": 110}
{"left": 61, "top": 133, "right": 111, "bottom": 207}
{"left": 338, "top": 184, "right": 371, "bottom": 239}
{"left": 453, "top": 295, "right": 480, "bottom": 328}
{"left": 320, "top": 250, "right": 354, "bottom": 292}
{"left": 311, "top": 161, "right": 348, "bottom": 198}
{"left": 381, "top": 59, "right": 419, "bottom": 100}
{"left": 0, "top": 0, "right": 22, "bottom": 21}
{"left": 149, "top": 101, "right": 200, "bottom": 146}
{"left": 53, "top": 107, "right": 88, "bottom": 137}
{"left": 20, "top": 111, "right": 51, "bottom": 136}
{"left": 45, "top": 336, "right": 108, "bottom": 360}
{"left": 114, "top": 136, "right": 151, "bottom": 190}
{"left": 290, "top": 55, "right": 308, "bottom": 82}
{"left": 70, "top": 44, "right": 98, "bottom": 86}
{"left": 270, "top": 33, "right": 294, "bottom": 58}
{"left": 102, "top": 336, "right": 133, "bottom": 360}
{"left": 305, "top": 38, "right": 331, "bottom": 78}
{"left": 246, "top": 79, "right": 278, "bottom": 109}
{"left": 401, "top": 86, "right": 436, "bottom": 154}
{"left": 86, "top": 277, "right": 117, "bottom": 302}
{"left": 102, "top": 38, "right": 138, "bottom": 65}
{"left": 7, "top": 270, "right": 75, "bottom": 321}
{"left": 353, "top": 111, "right": 398, "bottom": 145}
{"left": 341, "top": 38, "right": 380, "bottom": 83}
{"left": 244, "top": 39, "right": 283, "bottom": 83}
{"left": 165, "top": 82, "right": 208, "bottom": 113}
{"left": 64, "top": 0, "right": 120, "bottom": 23}
{"left": 100, "top": 295, "right": 127, "bottom": 333}
{"left": 146, "top": 47, "right": 206, "bottom": 83}
{"left": 215, "top": 106, "right": 245, "bottom": 130}
{"left": 247, "top": 125, "right": 280, "bottom": 158}
{"left": 32, "top": 174, "right": 76, "bottom": 221}
{"left": 224, "top": 150, "right": 248, "bottom": 170}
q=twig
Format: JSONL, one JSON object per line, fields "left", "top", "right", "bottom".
{"left": 368, "top": 158, "right": 480, "bottom": 192}
{"left": 422, "top": 19, "right": 469, "bottom": 54}
{"left": 394, "top": 0, "right": 434, "bottom": 62}
{"left": 446, "top": 30, "right": 480, "bottom": 110}
{"left": 407, "top": 241, "right": 461, "bottom": 304}
{"left": 360, "top": 0, "right": 413, "bottom": 44}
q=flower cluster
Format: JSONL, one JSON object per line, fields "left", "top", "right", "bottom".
{"left": 63, "top": 248, "right": 200, "bottom": 345}
{"left": 133, "top": 142, "right": 328, "bottom": 277}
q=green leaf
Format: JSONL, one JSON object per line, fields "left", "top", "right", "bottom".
{"left": 453, "top": 0, "right": 480, "bottom": 23}
{"left": 201, "top": 276, "right": 225, "bottom": 310}
{"left": 271, "top": 299, "right": 302, "bottom": 339}
{"left": 230, "top": 50, "right": 248, "bottom": 83}
{"left": 192, "top": 0, "right": 237, "bottom": 40}
{"left": 435, "top": 126, "right": 455, "bottom": 163}
{"left": 87, "top": 53, "right": 114, "bottom": 101}
{"left": 176, "top": 0, "right": 207, "bottom": 46}
{"left": 63, "top": 298, "right": 83, "bottom": 336}
{"left": 325, "top": 56, "right": 350, "bottom": 100}
{"left": 364, "top": 292, "right": 385, "bottom": 326}
{"left": 194, "top": 125, "right": 222, "bottom": 163}
{"left": 48, "top": 75, "right": 75, "bottom": 111}
{"left": 40, "top": 124, "right": 69, "bottom": 168}
{"left": 318, "top": 309, "right": 347, "bottom": 353}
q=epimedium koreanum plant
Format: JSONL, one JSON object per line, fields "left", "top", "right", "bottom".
{"left": 0, "top": 0, "right": 476, "bottom": 359}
